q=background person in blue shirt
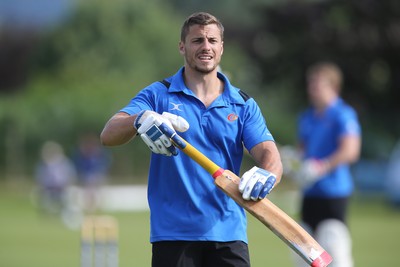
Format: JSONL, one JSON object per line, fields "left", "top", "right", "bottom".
{"left": 292, "top": 62, "right": 361, "bottom": 267}
{"left": 100, "top": 12, "right": 282, "bottom": 267}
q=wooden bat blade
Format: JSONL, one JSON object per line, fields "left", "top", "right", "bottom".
{"left": 215, "top": 170, "right": 332, "bottom": 267}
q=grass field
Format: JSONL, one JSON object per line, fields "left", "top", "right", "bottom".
{"left": 0, "top": 182, "right": 399, "bottom": 267}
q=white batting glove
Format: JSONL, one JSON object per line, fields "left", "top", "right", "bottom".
{"left": 239, "top": 166, "right": 277, "bottom": 201}
{"left": 134, "top": 110, "right": 189, "bottom": 156}
{"left": 293, "top": 159, "right": 329, "bottom": 188}
{"left": 134, "top": 111, "right": 189, "bottom": 132}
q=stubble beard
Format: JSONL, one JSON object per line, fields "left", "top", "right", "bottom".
{"left": 194, "top": 64, "right": 216, "bottom": 74}
{"left": 185, "top": 52, "right": 220, "bottom": 74}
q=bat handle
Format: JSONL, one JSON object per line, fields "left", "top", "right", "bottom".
{"left": 159, "top": 123, "right": 224, "bottom": 178}
{"left": 159, "top": 123, "right": 186, "bottom": 149}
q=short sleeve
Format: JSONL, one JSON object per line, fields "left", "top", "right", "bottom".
{"left": 242, "top": 98, "right": 275, "bottom": 151}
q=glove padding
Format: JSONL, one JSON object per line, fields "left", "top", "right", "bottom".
{"left": 134, "top": 111, "right": 189, "bottom": 156}
{"left": 239, "top": 166, "right": 276, "bottom": 201}
{"left": 293, "top": 158, "right": 329, "bottom": 188}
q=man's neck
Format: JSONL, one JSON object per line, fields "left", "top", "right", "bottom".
{"left": 314, "top": 96, "right": 338, "bottom": 114}
{"left": 183, "top": 68, "right": 224, "bottom": 107}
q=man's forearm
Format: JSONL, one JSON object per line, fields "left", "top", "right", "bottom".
{"left": 100, "top": 113, "right": 137, "bottom": 146}
{"left": 250, "top": 141, "right": 283, "bottom": 184}
{"left": 325, "top": 135, "right": 361, "bottom": 170}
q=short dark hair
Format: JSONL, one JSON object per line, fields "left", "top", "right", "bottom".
{"left": 180, "top": 12, "right": 224, "bottom": 42}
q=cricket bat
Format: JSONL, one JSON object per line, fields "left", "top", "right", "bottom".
{"left": 159, "top": 124, "right": 333, "bottom": 267}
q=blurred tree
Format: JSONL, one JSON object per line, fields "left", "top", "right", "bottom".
{"left": 0, "top": 0, "right": 72, "bottom": 92}
{"left": 0, "top": 0, "right": 185, "bottom": 179}
{"left": 242, "top": 0, "right": 400, "bottom": 158}
{"left": 32, "top": 0, "right": 183, "bottom": 85}
{"left": 0, "top": 30, "right": 38, "bottom": 92}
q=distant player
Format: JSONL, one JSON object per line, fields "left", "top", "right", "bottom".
{"left": 292, "top": 62, "right": 361, "bottom": 267}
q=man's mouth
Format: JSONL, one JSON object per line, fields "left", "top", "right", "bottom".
{"left": 198, "top": 55, "right": 213, "bottom": 60}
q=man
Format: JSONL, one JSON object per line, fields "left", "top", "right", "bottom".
{"left": 292, "top": 62, "right": 361, "bottom": 267}
{"left": 101, "top": 12, "right": 282, "bottom": 267}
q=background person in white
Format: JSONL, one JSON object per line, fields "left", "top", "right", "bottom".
{"left": 292, "top": 62, "right": 361, "bottom": 267}
{"left": 101, "top": 12, "right": 283, "bottom": 267}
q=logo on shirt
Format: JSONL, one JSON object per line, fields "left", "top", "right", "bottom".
{"left": 227, "top": 113, "right": 238, "bottom": 121}
{"left": 170, "top": 102, "right": 183, "bottom": 111}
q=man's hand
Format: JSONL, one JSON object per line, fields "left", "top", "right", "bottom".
{"left": 134, "top": 111, "right": 189, "bottom": 156}
{"left": 239, "top": 166, "right": 276, "bottom": 201}
{"left": 293, "top": 158, "right": 330, "bottom": 188}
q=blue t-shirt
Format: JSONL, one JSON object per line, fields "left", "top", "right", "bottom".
{"left": 297, "top": 98, "right": 361, "bottom": 198}
{"left": 121, "top": 67, "right": 274, "bottom": 243}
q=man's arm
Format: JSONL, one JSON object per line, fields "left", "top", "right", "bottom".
{"left": 100, "top": 111, "right": 190, "bottom": 156}
{"left": 249, "top": 141, "right": 283, "bottom": 185}
{"left": 293, "top": 134, "right": 361, "bottom": 186}
{"left": 100, "top": 112, "right": 138, "bottom": 146}
{"left": 324, "top": 134, "right": 361, "bottom": 171}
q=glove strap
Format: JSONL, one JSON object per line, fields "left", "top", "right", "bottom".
{"left": 134, "top": 110, "right": 146, "bottom": 129}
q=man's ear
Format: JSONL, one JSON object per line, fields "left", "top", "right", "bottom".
{"left": 179, "top": 41, "right": 185, "bottom": 55}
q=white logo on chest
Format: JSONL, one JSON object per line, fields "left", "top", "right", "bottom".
{"left": 170, "top": 103, "right": 183, "bottom": 111}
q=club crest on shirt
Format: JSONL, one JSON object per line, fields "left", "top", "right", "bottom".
{"left": 227, "top": 113, "right": 238, "bottom": 121}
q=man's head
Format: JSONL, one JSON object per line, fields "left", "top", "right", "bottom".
{"left": 307, "top": 62, "right": 343, "bottom": 93}
{"left": 306, "top": 62, "right": 343, "bottom": 110}
{"left": 179, "top": 12, "right": 224, "bottom": 74}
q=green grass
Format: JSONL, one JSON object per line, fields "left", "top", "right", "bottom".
{"left": 0, "top": 182, "right": 399, "bottom": 267}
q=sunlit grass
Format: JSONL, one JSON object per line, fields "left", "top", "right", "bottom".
{"left": 0, "top": 183, "right": 398, "bottom": 267}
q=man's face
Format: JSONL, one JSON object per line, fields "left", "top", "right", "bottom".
{"left": 307, "top": 73, "right": 337, "bottom": 108}
{"left": 179, "top": 24, "right": 223, "bottom": 74}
